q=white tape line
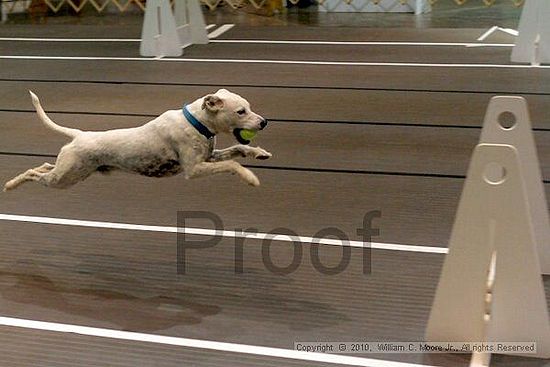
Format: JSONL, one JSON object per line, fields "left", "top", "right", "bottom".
{"left": 477, "top": 26, "right": 500, "bottom": 42}
{"left": 0, "top": 37, "right": 514, "bottom": 47}
{"left": 477, "top": 26, "right": 518, "bottom": 42}
{"left": 0, "top": 37, "right": 141, "bottom": 42}
{"left": 0, "top": 55, "right": 547, "bottom": 69}
{"left": 207, "top": 24, "right": 235, "bottom": 39}
{"left": 501, "top": 28, "right": 519, "bottom": 37}
{"left": 0, "top": 213, "right": 448, "bottom": 254}
{"left": 0, "top": 316, "right": 437, "bottom": 367}
{"left": 210, "top": 39, "right": 514, "bottom": 47}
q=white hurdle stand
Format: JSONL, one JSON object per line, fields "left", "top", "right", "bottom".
{"left": 140, "top": 0, "right": 208, "bottom": 58}
{"left": 1, "top": 1, "right": 6, "bottom": 23}
{"left": 511, "top": 0, "right": 550, "bottom": 65}
{"left": 425, "top": 97, "right": 550, "bottom": 365}
{"left": 479, "top": 97, "right": 550, "bottom": 275}
{"left": 174, "top": 0, "right": 208, "bottom": 48}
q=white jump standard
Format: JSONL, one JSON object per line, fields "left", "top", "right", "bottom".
{"left": 426, "top": 97, "right": 550, "bottom": 364}
{"left": 511, "top": 0, "right": 550, "bottom": 65}
{"left": 140, "top": 0, "right": 208, "bottom": 57}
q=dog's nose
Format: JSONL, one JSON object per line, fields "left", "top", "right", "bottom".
{"left": 260, "top": 119, "right": 268, "bottom": 130}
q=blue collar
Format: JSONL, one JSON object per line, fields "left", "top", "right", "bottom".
{"left": 183, "top": 105, "right": 215, "bottom": 139}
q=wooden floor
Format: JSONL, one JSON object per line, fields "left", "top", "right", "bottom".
{"left": 0, "top": 18, "right": 549, "bottom": 367}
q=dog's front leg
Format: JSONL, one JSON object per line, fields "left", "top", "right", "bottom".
{"left": 208, "top": 145, "right": 272, "bottom": 162}
{"left": 185, "top": 161, "right": 260, "bottom": 186}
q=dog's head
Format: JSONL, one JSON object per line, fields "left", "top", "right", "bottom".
{"left": 201, "top": 89, "right": 267, "bottom": 145}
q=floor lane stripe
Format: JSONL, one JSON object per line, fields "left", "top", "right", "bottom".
{"left": 0, "top": 37, "right": 513, "bottom": 47}
{"left": 207, "top": 24, "right": 235, "bottom": 39}
{"left": 0, "top": 316, "right": 437, "bottom": 367}
{"left": 210, "top": 39, "right": 513, "bottom": 47}
{"left": 0, "top": 37, "right": 141, "bottom": 42}
{"left": 0, "top": 213, "right": 448, "bottom": 254}
{"left": 0, "top": 55, "right": 546, "bottom": 69}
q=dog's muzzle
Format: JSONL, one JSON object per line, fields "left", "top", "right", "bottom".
{"left": 260, "top": 119, "right": 268, "bottom": 130}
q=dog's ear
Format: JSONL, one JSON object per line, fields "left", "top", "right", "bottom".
{"left": 202, "top": 95, "right": 224, "bottom": 112}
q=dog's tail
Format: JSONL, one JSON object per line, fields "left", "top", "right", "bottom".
{"left": 29, "top": 90, "right": 82, "bottom": 138}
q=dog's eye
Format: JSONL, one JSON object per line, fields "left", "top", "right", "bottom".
{"left": 237, "top": 109, "right": 246, "bottom": 116}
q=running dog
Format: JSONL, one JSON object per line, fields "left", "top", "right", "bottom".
{"left": 4, "top": 89, "right": 271, "bottom": 191}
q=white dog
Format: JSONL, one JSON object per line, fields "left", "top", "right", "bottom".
{"left": 3, "top": 89, "right": 272, "bottom": 191}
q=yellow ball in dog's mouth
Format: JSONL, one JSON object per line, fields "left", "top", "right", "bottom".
{"left": 239, "top": 129, "right": 257, "bottom": 141}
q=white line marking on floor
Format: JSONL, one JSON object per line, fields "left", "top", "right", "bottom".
{"left": 210, "top": 39, "right": 514, "bottom": 47}
{"left": 477, "top": 26, "right": 499, "bottom": 42}
{"left": 0, "top": 55, "right": 546, "bottom": 69}
{"left": 477, "top": 26, "right": 518, "bottom": 42}
{"left": 0, "top": 37, "right": 141, "bottom": 42}
{"left": 206, "top": 24, "right": 216, "bottom": 30}
{"left": 207, "top": 24, "right": 235, "bottom": 39}
{"left": 0, "top": 37, "right": 513, "bottom": 48}
{"left": 0, "top": 316, "right": 437, "bottom": 367}
{"left": 0, "top": 213, "right": 448, "bottom": 254}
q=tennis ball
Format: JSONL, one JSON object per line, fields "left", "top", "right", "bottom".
{"left": 239, "top": 129, "right": 257, "bottom": 141}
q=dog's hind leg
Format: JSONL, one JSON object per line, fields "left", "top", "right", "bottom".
{"left": 3, "top": 162, "right": 56, "bottom": 192}
{"left": 4, "top": 149, "right": 93, "bottom": 191}
{"left": 34, "top": 152, "right": 94, "bottom": 189}
{"left": 35, "top": 162, "right": 55, "bottom": 173}
{"left": 3, "top": 168, "right": 46, "bottom": 191}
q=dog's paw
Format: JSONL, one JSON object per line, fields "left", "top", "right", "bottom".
{"left": 251, "top": 147, "right": 272, "bottom": 160}
{"left": 248, "top": 175, "right": 260, "bottom": 187}
{"left": 3, "top": 178, "right": 17, "bottom": 192}
{"left": 239, "top": 167, "right": 260, "bottom": 187}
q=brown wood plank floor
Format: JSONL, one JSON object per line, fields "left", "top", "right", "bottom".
{"left": 0, "top": 222, "right": 547, "bottom": 367}
{"left": 0, "top": 40, "right": 517, "bottom": 64}
{"left": 1, "top": 112, "right": 549, "bottom": 180}
{"left": 0, "top": 155, "right": 467, "bottom": 247}
{"left": 2, "top": 59, "right": 549, "bottom": 94}
{"left": 0, "top": 326, "right": 368, "bottom": 367}
{"left": 1, "top": 82, "right": 550, "bottom": 129}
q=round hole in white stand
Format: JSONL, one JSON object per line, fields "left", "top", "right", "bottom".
{"left": 484, "top": 162, "right": 507, "bottom": 185}
{"left": 497, "top": 111, "right": 517, "bottom": 130}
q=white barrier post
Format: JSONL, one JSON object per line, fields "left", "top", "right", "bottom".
{"left": 479, "top": 96, "right": 550, "bottom": 275}
{"left": 174, "top": 0, "right": 208, "bottom": 48}
{"left": 140, "top": 0, "right": 182, "bottom": 57}
{"left": 1, "top": 1, "right": 6, "bottom": 23}
{"left": 511, "top": 0, "right": 550, "bottom": 65}
{"left": 425, "top": 143, "right": 550, "bottom": 359}
{"left": 414, "top": 0, "right": 430, "bottom": 15}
